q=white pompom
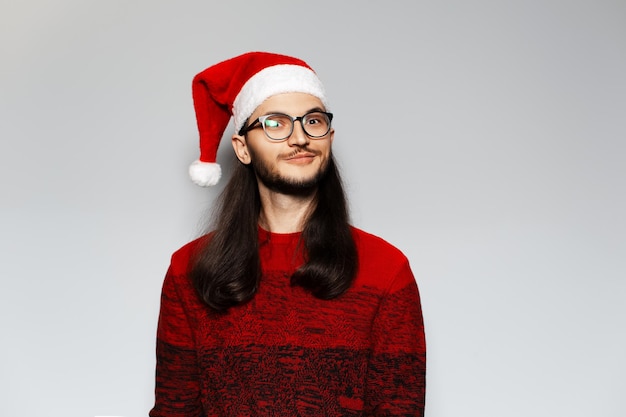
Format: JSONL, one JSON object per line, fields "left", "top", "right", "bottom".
{"left": 189, "top": 160, "right": 222, "bottom": 187}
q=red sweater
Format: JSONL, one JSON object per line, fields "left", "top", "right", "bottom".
{"left": 150, "top": 227, "right": 426, "bottom": 416}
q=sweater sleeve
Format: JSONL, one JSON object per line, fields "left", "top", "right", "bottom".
{"left": 149, "top": 265, "right": 203, "bottom": 417}
{"left": 365, "top": 260, "right": 427, "bottom": 416}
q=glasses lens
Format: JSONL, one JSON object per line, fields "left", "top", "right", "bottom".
{"left": 302, "top": 112, "right": 331, "bottom": 137}
{"left": 262, "top": 114, "right": 292, "bottom": 140}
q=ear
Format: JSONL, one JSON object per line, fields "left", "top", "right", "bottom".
{"left": 232, "top": 134, "right": 252, "bottom": 164}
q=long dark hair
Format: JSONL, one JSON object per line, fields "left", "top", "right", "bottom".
{"left": 189, "top": 155, "right": 358, "bottom": 312}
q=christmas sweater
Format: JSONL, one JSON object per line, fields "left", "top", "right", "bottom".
{"left": 150, "top": 227, "right": 426, "bottom": 416}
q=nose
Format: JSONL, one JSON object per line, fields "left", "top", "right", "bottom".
{"left": 287, "top": 119, "right": 310, "bottom": 146}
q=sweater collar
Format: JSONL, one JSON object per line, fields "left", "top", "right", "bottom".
{"left": 258, "top": 225, "right": 302, "bottom": 245}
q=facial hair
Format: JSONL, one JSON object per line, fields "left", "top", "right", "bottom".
{"left": 248, "top": 146, "right": 330, "bottom": 196}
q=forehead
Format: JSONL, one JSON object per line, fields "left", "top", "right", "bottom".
{"left": 252, "top": 92, "right": 326, "bottom": 117}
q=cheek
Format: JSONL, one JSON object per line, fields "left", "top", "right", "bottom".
{"left": 247, "top": 142, "right": 280, "bottom": 168}
{"left": 319, "top": 141, "right": 333, "bottom": 158}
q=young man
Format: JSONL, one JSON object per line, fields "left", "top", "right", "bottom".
{"left": 150, "top": 52, "right": 426, "bottom": 416}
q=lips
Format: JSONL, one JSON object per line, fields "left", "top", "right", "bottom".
{"left": 286, "top": 152, "right": 316, "bottom": 160}
{"left": 282, "top": 149, "right": 319, "bottom": 161}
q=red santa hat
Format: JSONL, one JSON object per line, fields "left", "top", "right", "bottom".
{"left": 189, "top": 51, "right": 328, "bottom": 186}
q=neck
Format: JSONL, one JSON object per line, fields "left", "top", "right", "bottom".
{"left": 257, "top": 182, "right": 317, "bottom": 234}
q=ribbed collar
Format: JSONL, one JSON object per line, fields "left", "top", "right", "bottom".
{"left": 258, "top": 225, "right": 303, "bottom": 245}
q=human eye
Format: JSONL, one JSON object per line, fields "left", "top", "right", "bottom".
{"left": 263, "top": 118, "right": 282, "bottom": 128}
{"left": 262, "top": 115, "right": 288, "bottom": 130}
{"left": 305, "top": 112, "right": 325, "bottom": 125}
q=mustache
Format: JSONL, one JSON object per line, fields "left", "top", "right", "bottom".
{"left": 281, "top": 146, "right": 321, "bottom": 159}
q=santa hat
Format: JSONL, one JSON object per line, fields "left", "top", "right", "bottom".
{"left": 189, "top": 51, "right": 328, "bottom": 186}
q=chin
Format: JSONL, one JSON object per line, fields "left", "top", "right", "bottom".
{"left": 253, "top": 157, "right": 330, "bottom": 195}
{"left": 258, "top": 169, "right": 326, "bottom": 196}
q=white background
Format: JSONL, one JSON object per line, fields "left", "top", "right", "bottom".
{"left": 1, "top": 1, "right": 625, "bottom": 416}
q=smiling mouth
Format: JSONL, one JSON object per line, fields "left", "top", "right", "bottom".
{"left": 287, "top": 153, "right": 315, "bottom": 160}
{"left": 283, "top": 149, "right": 319, "bottom": 161}
{"left": 284, "top": 154, "right": 316, "bottom": 166}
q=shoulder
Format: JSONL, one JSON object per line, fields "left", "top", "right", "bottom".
{"left": 168, "top": 234, "right": 211, "bottom": 276}
{"left": 159, "top": 234, "right": 212, "bottom": 304}
{"left": 350, "top": 227, "right": 415, "bottom": 293}
{"left": 351, "top": 227, "right": 407, "bottom": 262}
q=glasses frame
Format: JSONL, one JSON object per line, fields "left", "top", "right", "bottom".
{"left": 238, "top": 110, "right": 334, "bottom": 141}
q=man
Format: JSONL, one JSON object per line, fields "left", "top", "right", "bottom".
{"left": 150, "top": 51, "right": 426, "bottom": 416}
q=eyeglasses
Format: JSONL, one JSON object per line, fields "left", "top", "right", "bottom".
{"left": 238, "top": 110, "right": 334, "bottom": 141}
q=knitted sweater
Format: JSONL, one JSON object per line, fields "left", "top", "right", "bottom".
{"left": 150, "top": 227, "right": 426, "bottom": 416}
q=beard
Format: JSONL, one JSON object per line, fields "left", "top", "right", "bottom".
{"left": 249, "top": 146, "right": 330, "bottom": 196}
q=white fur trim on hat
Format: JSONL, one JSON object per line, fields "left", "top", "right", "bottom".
{"left": 189, "top": 160, "right": 222, "bottom": 187}
{"left": 232, "top": 64, "right": 328, "bottom": 133}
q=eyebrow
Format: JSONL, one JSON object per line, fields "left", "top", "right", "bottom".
{"left": 262, "top": 106, "right": 326, "bottom": 116}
